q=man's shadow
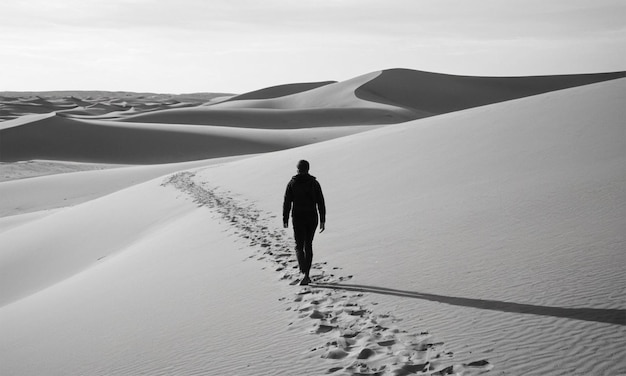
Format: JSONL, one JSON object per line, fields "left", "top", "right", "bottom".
{"left": 310, "top": 282, "right": 625, "bottom": 326}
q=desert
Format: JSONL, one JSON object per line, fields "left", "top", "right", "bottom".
{"left": 1, "top": 67, "right": 625, "bottom": 375}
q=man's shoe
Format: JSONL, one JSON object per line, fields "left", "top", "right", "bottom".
{"left": 299, "top": 276, "right": 311, "bottom": 286}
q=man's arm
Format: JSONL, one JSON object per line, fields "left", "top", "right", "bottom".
{"left": 316, "top": 181, "right": 326, "bottom": 232}
{"left": 282, "top": 183, "right": 293, "bottom": 227}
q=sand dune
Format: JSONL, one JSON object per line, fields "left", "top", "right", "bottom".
{"left": 121, "top": 71, "right": 418, "bottom": 126}
{"left": 0, "top": 99, "right": 58, "bottom": 119}
{"left": 0, "top": 115, "right": 377, "bottom": 164}
{"left": 201, "top": 71, "right": 422, "bottom": 118}
{"left": 0, "top": 160, "right": 126, "bottom": 182}
{"left": 0, "top": 156, "right": 252, "bottom": 219}
{"left": 356, "top": 68, "right": 626, "bottom": 114}
{"left": 0, "top": 91, "right": 230, "bottom": 122}
{"left": 4, "top": 69, "right": 623, "bottom": 166}
{"left": 225, "top": 80, "right": 336, "bottom": 101}
{"left": 116, "top": 69, "right": 625, "bottom": 128}
{"left": 188, "top": 77, "right": 626, "bottom": 374}
{"left": 120, "top": 106, "right": 414, "bottom": 128}
{"left": 158, "top": 71, "right": 400, "bottom": 111}
{"left": 0, "top": 198, "right": 327, "bottom": 375}
{"left": 0, "top": 112, "right": 55, "bottom": 131}
{"left": 0, "top": 72, "right": 624, "bottom": 375}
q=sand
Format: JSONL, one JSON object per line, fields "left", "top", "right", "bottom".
{"left": 355, "top": 69, "right": 625, "bottom": 114}
{"left": 0, "top": 91, "right": 231, "bottom": 122}
{"left": 120, "top": 71, "right": 418, "bottom": 127}
{"left": 0, "top": 69, "right": 624, "bottom": 376}
{"left": 184, "top": 76, "right": 626, "bottom": 375}
{"left": 0, "top": 160, "right": 128, "bottom": 182}
{"left": 0, "top": 156, "right": 251, "bottom": 219}
{"left": 224, "top": 80, "right": 336, "bottom": 101}
{"left": 0, "top": 115, "right": 378, "bottom": 164}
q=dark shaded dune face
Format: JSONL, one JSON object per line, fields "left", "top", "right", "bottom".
{"left": 120, "top": 107, "right": 414, "bottom": 128}
{"left": 0, "top": 114, "right": 380, "bottom": 164}
{"left": 225, "top": 81, "right": 336, "bottom": 102}
{"left": 356, "top": 68, "right": 626, "bottom": 115}
{"left": 0, "top": 116, "right": 290, "bottom": 164}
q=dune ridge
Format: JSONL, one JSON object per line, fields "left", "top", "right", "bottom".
{"left": 77, "top": 68, "right": 626, "bottom": 129}
{"left": 224, "top": 80, "right": 336, "bottom": 101}
{"left": 208, "top": 71, "right": 398, "bottom": 110}
{"left": 120, "top": 71, "right": 419, "bottom": 127}
{"left": 120, "top": 106, "right": 414, "bottom": 128}
{"left": 0, "top": 115, "right": 377, "bottom": 164}
{"left": 355, "top": 68, "right": 626, "bottom": 114}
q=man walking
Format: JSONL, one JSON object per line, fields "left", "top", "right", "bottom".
{"left": 283, "top": 160, "right": 326, "bottom": 286}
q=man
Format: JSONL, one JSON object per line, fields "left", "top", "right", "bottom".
{"left": 283, "top": 160, "right": 326, "bottom": 286}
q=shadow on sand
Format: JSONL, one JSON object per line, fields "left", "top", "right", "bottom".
{"left": 310, "top": 282, "right": 625, "bottom": 326}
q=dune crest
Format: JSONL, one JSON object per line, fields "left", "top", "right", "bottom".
{"left": 194, "top": 71, "right": 398, "bottom": 110}
{"left": 67, "top": 68, "right": 626, "bottom": 129}
{"left": 225, "top": 80, "right": 336, "bottom": 101}
{"left": 356, "top": 68, "right": 626, "bottom": 114}
{"left": 120, "top": 71, "right": 418, "bottom": 127}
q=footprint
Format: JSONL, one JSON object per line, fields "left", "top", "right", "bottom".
{"left": 315, "top": 323, "right": 336, "bottom": 334}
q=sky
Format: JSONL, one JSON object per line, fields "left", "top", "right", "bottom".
{"left": 1, "top": 0, "right": 624, "bottom": 94}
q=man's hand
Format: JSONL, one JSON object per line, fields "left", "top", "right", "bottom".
{"left": 283, "top": 222, "right": 288, "bottom": 229}
{"left": 320, "top": 222, "right": 325, "bottom": 233}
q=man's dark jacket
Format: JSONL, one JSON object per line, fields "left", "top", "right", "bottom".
{"left": 283, "top": 173, "right": 326, "bottom": 224}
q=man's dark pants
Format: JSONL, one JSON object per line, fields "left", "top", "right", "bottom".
{"left": 292, "top": 213, "right": 318, "bottom": 276}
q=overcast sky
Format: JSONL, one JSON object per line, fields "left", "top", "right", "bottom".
{"left": 1, "top": 0, "right": 624, "bottom": 94}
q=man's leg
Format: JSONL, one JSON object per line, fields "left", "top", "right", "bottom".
{"left": 292, "top": 217, "right": 306, "bottom": 274}
{"left": 302, "top": 215, "right": 318, "bottom": 278}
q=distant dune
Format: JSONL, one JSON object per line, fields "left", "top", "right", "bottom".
{"left": 225, "top": 81, "right": 336, "bottom": 101}
{"left": 1, "top": 68, "right": 624, "bottom": 165}
{"left": 121, "top": 71, "right": 418, "bottom": 126}
{"left": 192, "top": 71, "right": 408, "bottom": 111}
{"left": 119, "top": 107, "right": 414, "bottom": 128}
{"left": 117, "top": 69, "right": 626, "bottom": 128}
{"left": 0, "top": 115, "right": 376, "bottom": 164}
{"left": 0, "top": 91, "right": 231, "bottom": 122}
{"left": 356, "top": 68, "right": 626, "bottom": 114}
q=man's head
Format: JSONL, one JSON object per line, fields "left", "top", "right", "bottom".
{"left": 297, "top": 159, "right": 310, "bottom": 173}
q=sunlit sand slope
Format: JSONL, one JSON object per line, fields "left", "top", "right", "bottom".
{"left": 192, "top": 78, "right": 626, "bottom": 375}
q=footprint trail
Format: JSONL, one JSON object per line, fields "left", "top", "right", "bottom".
{"left": 164, "top": 171, "right": 493, "bottom": 375}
